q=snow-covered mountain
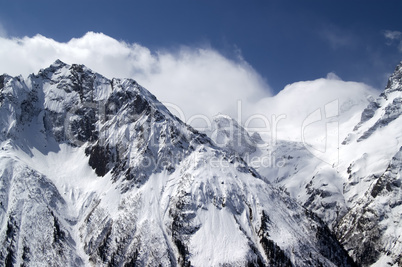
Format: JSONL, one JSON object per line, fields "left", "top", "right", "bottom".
{"left": 334, "top": 63, "right": 402, "bottom": 266}
{"left": 212, "top": 62, "right": 402, "bottom": 266}
{"left": 0, "top": 60, "right": 355, "bottom": 266}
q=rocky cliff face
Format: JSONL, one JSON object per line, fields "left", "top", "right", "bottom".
{"left": 335, "top": 146, "right": 402, "bottom": 266}
{"left": 0, "top": 60, "right": 354, "bottom": 266}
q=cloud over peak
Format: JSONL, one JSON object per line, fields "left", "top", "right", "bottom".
{"left": 0, "top": 31, "right": 377, "bottom": 143}
{"left": 0, "top": 31, "right": 271, "bottom": 122}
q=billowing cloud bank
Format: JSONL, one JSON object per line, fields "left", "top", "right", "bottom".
{"left": 0, "top": 32, "right": 269, "bottom": 121}
{"left": 0, "top": 32, "right": 379, "bottom": 141}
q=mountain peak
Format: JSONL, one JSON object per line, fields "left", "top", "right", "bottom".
{"left": 343, "top": 61, "right": 402, "bottom": 143}
{"left": 51, "top": 59, "right": 68, "bottom": 68}
{"left": 383, "top": 61, "right": 402, "bottom": 97}
{"left": 211, "top": 114, "right": 259, "bottom": 156}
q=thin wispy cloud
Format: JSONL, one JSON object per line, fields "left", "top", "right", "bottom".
{"left": 384, "top": 30, "right": 402, "bottom": 52}
{"left": 320, "top": 25, "right": 356, "bottom": 50}
{"left": 384, "top": 30, "right": 402, "bottom": 41}
{"left": 326, "top": 72, "right": 341, "bottom": 80}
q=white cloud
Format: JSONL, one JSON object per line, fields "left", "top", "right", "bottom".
{"left": 384, "top": 30, "right": 402, "bottom": 41}
{"left": 250, "top": 78, "right": 378, "bottom": 142}
{"left": 326, "top": 72, "right": 341, "bottom": 80}
{"left": 384, "top": 30, "right": 402, "bottom": 52}
{"left": 0, "top": 31, "right": 378, "bottom": 142}
{"left": 0, "top": 32, "right": 271, "bottom": 125}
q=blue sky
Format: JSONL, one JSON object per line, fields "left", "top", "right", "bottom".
{"left": 1, "top": 0, "right": 402, "bottom": 94}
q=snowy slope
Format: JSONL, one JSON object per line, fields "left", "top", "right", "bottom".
{"left": 211, "top": 62, "right": 402, "bottom": 266}
{"left": 0, "top": 60, "right": 355, "bottom": 266}
{"left": 210, "top": 76, "right": 376, "bottom": 228}
{"left": 334, "top": 62, "right": 402, "bottom": 266}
